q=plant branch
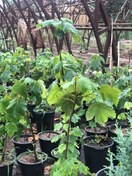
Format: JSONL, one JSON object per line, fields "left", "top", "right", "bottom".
{"left": 65, "top": 77, "right": 78, "bottom": 159}
{"left": 27, "top": 112, "right": 39, "bottom": 162}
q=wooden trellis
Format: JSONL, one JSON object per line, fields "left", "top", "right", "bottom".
{"left": 0, "top": 0, "right": 131, "bottom": 64}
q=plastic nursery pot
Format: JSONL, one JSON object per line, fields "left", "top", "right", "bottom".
{"left": 51, "top": 147, "right": 80, "bottom": 161}
{"left": 108, "top": 123, "right": 129, "bottom": 160}
{"left": 96, "top": 168, "right": 108, "bottom": 176}
{"left": 0, "top": 155, "right": 15, "bottom": 176}
{"left": 17, "top": 151, "right": 48, "bottom": 176}
{"left": 83, "top": 135, "right": 114, "bottom": 173}
{"left": 38, "top": 131, "right": 60, "bottom": 157}
{"left": 34, "top": 111, "right": 55, "bottom": 133}
{"left": 108, "top": 122, "right": 130, "bottom": 138}
{"left": 85, "top": 125, "right": 108, "bottom": 136}
{"left": 12, "top": 135, "right": 34, "bottom": 157}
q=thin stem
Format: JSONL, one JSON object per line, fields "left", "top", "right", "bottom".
{"left": 65, "top": 77, "right": 78, "bottom": 159}
{"left": 1, "top": 136, "right": 7, "bottom": 162}
{"left": 27, "top": 112, "right": 39, "bottom": 162}
{"left": 59, "top": 52, "right": 65, "bottom": 82}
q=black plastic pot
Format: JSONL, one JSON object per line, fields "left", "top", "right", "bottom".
{"left": 34, "top": 111, "right": 55, "bottom": 133}
{"left": 85, "top": 125, "right": 108, "bottom": 136}
{"left": 17, "top": 151, "right": 47, "bottom": 176}
{"left": 83, "top": 135, "right": 114, "bottom": 173}
{"left": 108, "top": 122, "right": 129, "bottom": 138}
{"left": 0, "top": 155, "right": 14, "bottom": 176}
{"left": 106, "top": 120, "right": 116, "bottom": 129}
{"left": 51, "top": 147, "right": 80, "bottom": 161}
{"left": 96, "top": 168, "right": 108, "bottom": 176}
{"left": 38, "top": 131, "right": 60, "bottom": 157}
{"left": 12, "top": 135, "right": 34, "bottom": 157}
{"left": 51, "top": 148, "right": 59, "bottom": 161}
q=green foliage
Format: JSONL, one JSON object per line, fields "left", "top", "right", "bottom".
{"left": 0, "top": 48, "right": 32, "bottom": 84}
{"left": 86, "top": 102, "right": 116, "bottom": 124}
{"left": 0, "top": 77, "right": 46, "bottom": 158}
{"left": 48, "top": 76, "right": 91, "bottom": 175}
{"left": 32, "top": 49, "right": 54, "bottom": 82}
{"left": 51, "top": 52, "right": 85, "bottom": 82}
{"left": 51, "top": 158, "right": 90, "bottom": 176}
{"left": 37, "top": 18, "right": 80, "bottom": 42}
{"left": 88, "top": 54, "right": 105, "bottom": 71}
{"left": 107, "top": 119, "right": 132, "bottom": 176}
{"left": 99, "top": 84, "right": 121, "bottom": 106}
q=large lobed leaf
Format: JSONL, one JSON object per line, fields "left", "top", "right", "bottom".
{"left": 86, "top": 102, "right": 116, "bottom": 124}
{"left": 99, "top": 84, "right": 121, "bottom": 106}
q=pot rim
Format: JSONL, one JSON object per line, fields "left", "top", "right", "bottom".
{"left": 17, "top": 151, "right": 48, "bottom": 165}
{"left": 38, "top": 130, "right": 59, "bottom": 141}
{"left": 83, "top": 135, "right": 114, "bottom": 149}
{"left": 51, "top": 147, "right": 80, "bottom": 159}
{"left": 0, "top": 154, "right": 15, "bottom": 167}
{"left": 12, "top": 135, "right": 33, "bottom": 144}
{"left": 85, "top": 125, "right": 108, "bottom": 134}
{"left": 96, "top": 167, "right": 108, "bottom": 176}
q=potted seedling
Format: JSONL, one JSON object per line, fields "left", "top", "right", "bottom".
{"left": 0, "top": 134, "right": 15, "bottom": 176}
{"left": 97, "top": 118, "right": 132, "bottom": 176}
{"left": 0, "top": 77, "right": 48, "bottom": 176}
{"left": 83, "top": 84, "right": 121, "bottom": 173}
{"left": 46, "top": 75, "right": 100, "bottom": 176}
{"left": 84, "top": 84, "right": 121, "bottom": 135}
{"left": 83, "top": 134, "right": 114, "bottom": 173}
{"left": 37, "top": 18, "right": 83, "bottom": 83}
{"left": 0, "top": 86, "right": 28, "bottom": 176}
{"left": 35, "top": 92, "right": 59, "bottom": 157}
{"left": 33, "top": 101, "right": 55, "bottom": 133}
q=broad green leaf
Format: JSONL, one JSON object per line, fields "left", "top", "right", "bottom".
{"left": 117, "top": 113, "right": 126, "bottom": 120}
{"left": 54, "top": 123, "right": 63, "bottom": 131}
{"left": 124, "top": 102, "right": 132, "bottom": 110}
{"left": 77, "top": 77, "right": 98, "bottom": 93}
{"left": 0, "top": 85, "right": 6, "bottom": 93}
{"left": 7, "top": 98, "right": 27, "bottom": 117}
{"left": 99, "top": 84, "right": 121, "bottom": 106}
{"left": 58, "top": 144, "right": 66, "bottom": 154}
{"left": 0, "top": 70, "right": 11, "bottom": 83}
{"left": 51, "top": 134, "right": 60, "bottom": 143}
{"left": 11, "top": 81, "right": 27, "bottom": 98}
{"left": 89, "top": 54, "right": 104, "bottom": 71}
{"left": 86, "top": 102, "right": 116, "bottom": 124}
{"left": 5, "top": 122, "right": 18, "bottom": 138}
{"left": 47, "top": 83, "right": 61, "bottom": 105}
{"left": 71, "top": 114, "right": 80, "bottom": 124}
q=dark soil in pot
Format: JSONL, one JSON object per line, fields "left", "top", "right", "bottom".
{"left": 0, "top": 154, "right": 14, "bottom": 176}
{"left": 17, "top": 151, "right": 47, "bottom": 176}
{"left": 12, "top": 135, "right": 34, "bottom": 157}
{"left": 34, "top": 111, "right": 55, "bottom": 133}
{"left": 85, "top": 125, "right": 108, "bottom": 136}
{"left": 83, "top": 135, "right": 114, "bottom": 173}
{"left": 38, "top": 131, "right": 60, "bottom": 157}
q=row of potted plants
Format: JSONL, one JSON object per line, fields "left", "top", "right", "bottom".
{"left": 0, "top": 18, "right": 131, "bottom": 176}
